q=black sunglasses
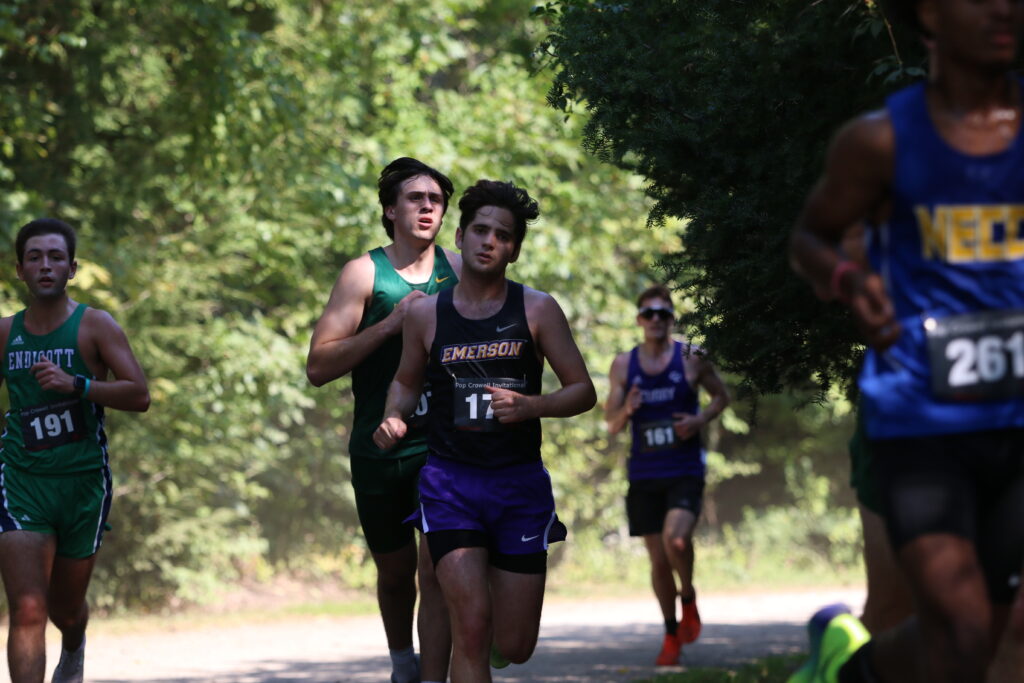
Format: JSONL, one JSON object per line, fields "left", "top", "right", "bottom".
{"left": 638, "top": 307, "right": 674, "bottom": 321}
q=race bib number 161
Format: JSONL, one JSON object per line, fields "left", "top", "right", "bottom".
{"left": 925, "top": 310, "right": 1024, "bottom": 402}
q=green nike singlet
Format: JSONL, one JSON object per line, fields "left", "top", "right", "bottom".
{"left": 349, "top": 245, "right": 458, "bottom": 460}
{"left": 2, "top": 304, "right": 107, "bottom": 473}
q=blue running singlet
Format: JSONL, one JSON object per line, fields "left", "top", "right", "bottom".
{"left": 861, "top": 79, "right": 1024, "bottom": 438}
{"left": 627, "top": 341, "right": 705, "bottom": 480}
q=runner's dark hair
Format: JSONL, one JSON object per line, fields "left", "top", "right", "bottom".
{"left": 16, "top": 218, "right": 77, "bottom": 264}
{"left": 378, "top": 157, "right": 455, "bottom": 239}
{"left": 637, "top": 284, "right": 673, "bottom": 309}
{"left": 457, "top": 180, "right": 539, "bottom": 246}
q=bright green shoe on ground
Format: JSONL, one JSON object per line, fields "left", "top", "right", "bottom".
{"left": 787, "top": 603, "right": 868, "bottom": 683}
{"left": 489, "top": 642, "right": 510, "bottom": 669}
{"left": 812, "top": 613, "right": 870, "bottom": 683}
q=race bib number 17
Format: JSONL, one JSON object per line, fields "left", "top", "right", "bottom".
{"left": 453, "top": 377, "right": 526, "bottom": 431}
{"left": 925, "top": 310, "right": 1024, "bottom": 402}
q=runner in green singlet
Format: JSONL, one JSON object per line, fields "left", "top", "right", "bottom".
{"left": 307, "top": 158, "right": 459, "bottom": 683}
{"left": 0, "top": 218, "right": 150, "bottom": 683}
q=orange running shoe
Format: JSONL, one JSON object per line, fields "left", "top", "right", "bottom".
{"left": 678, "top": 596, "right": 702, "bottom": 644}
{"left": 655, "top": 632, "right": 682, "bottom": 666}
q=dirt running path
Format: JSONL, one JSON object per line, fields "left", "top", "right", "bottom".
{"left": 17, "top": 587, "right": 865, "bottom": 683}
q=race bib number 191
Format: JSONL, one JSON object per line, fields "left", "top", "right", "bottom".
{"left": 20, "top": 398, "right": 87, "bottom": 452}
{"left": 925, "top": 310, "right": 1024, "bottom": 401}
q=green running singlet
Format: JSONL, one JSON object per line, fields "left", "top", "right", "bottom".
{"left": 2, "top": 304, "right": 107, "bottom": 474}
{"left": 349, "top": 245, "right": 457, "bottom": 460}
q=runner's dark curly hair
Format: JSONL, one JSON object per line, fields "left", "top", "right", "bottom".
{"left": 457, "top": 180, "right": 539, "bottom": 246}
{"left": 377, "top": 157, "right": 455, "bottom": 239}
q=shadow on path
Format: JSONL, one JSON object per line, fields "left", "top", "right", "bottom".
{"left": 91, "top": 620, "right": 807, "bottom": 683}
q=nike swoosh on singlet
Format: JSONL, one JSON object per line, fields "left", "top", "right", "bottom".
{"left": 496, "top": 323, "right": 517, "bottom": 332}
{"left": 521, "top": 534, "right": 539, "bottom": 542}
{"left": 435, "top": 276, "right": 450, "bottom": 284}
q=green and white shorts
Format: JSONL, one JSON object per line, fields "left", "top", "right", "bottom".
{"left": 0, "top": 463, "right": 112, "bottom": 558}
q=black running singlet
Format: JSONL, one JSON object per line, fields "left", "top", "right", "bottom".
{"left": 426, "top": 281, "right": 543, "bottom": 468}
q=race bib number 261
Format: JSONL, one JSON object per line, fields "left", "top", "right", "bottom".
{"left": 926, "top": 310, "right": 1024, "bottom": 402}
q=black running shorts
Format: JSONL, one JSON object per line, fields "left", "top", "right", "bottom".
{"left": 351, "top": 451, "right": 426, "bottom": 554}
{"left": 871, "top": 428, "right": 1024, "bottom": 603}
{"left": 626, "top": 475, "right": 705, "bottom": 537}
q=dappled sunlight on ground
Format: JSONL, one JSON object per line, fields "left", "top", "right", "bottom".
{"left": 4, "top": 589, "right": 866, "bottom": 683}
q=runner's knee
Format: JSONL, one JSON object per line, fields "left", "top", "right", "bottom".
{"left": 666, "top": 533, "right": 690, "bottom": 554}
{"left": 9, "top": 592, "right": 47, "bottom": 628}
{"left": 375, "top": 557, "right": 417, "bottom": 594}
{"left": 919, "top": 597, "right": 992, "bottom": 667}
{"left": 47, "top": 601, "right": 86, "bottom": 633}
{"left": 451, "top": 607, "right": 490, "bottom": 654}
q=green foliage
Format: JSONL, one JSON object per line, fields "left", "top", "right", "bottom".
{"left": 542, "top": 0, "right": 926, "bottom": 396}
{"left": 634, "top": 654, "right": 805, "bottom": 683}
{"left": 0, "top": 0, "right": 675, "bottom": 609}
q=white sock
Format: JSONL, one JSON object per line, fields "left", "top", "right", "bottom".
{"left": 389, "top": 646, "right": 418, "bottom": 683}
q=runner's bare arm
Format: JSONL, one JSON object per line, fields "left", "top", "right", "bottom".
{"left": 306, "top": 255, "right": 426, "bottom": 387}
{"left": 693, "top": 354, "right": 729, "bottom": 425}
{"left": 373, "top": 297, "right": 433, "bottom": 449}
{"left": 489, "top": 291, "right": 595, "bottom": 423}
{"left": 31, "top": 309, "right": 149, "bottom": 412}
{"left": 790, "top": 112, "right": 900, "bottom": 349}
{"left": 604, "top": 352, "right": 639, "bottom": 435}
{"left": 671, "top": 348, "right": 729, "bottom": 440}
{"left": 791, "top": 113, "right": 892, "bottom": 286}
{"left": 87, "top": 309, "right": 149, "bottom": 411}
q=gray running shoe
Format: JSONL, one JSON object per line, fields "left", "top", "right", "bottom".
{"left": 51, "top": 638, "right": 84, "bottom": 683}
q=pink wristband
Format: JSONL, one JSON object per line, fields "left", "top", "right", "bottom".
{"left": 829, "top": 260, "right": 863, "bottom": 303}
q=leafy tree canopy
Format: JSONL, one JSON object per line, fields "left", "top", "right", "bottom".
{"left": 541, "top": 0, "right": 926, "bottom": 397}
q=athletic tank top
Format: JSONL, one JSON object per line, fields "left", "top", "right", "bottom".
{"left": 627, "top": 341, "right": 705, "bottom": 480}
{"left": 860, "top": 79, "right": 1024, "bottom": 438}
{"left": 426, "top": 281, "right": 543, "bottom": 468}
{"left": 349, "top": 246, "right": 458, "bottom": 459}
{"left": 1, "top": 304, "right": 108, "bottom": 473}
